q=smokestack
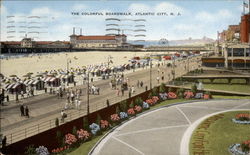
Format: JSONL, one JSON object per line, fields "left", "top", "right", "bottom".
{"left": 80, "top": 28, "right": 82, "bottom": 35}
{"left": 73, "top": 27, "right": 75, "bottom": 35}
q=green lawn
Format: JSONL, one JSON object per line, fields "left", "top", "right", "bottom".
{"left": 213, "top": 95, "right": 250, "bottom": 99}
{"left": 184, "top": 83, "right": 250, "bottom": 94}
{"left": 189, "top": 111, "right": 250, "bottom": 155}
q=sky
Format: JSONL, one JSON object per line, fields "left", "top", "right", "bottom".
{"left": 0, "top": 0, "right": 247, "bottom": 41}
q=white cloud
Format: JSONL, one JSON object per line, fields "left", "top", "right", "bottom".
{"left": 128, "top": 3, "right": 150, "bottom": 12}
{"left": 72, "top": 4, "right": 87, "bottom": 11}
{"left": 154, "top": 2, "right": 184, "bottom": 13}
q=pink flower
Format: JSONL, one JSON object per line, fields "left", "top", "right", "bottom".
{"left": 77, "top": 129, "right": 90, "bottom": 141}
{"left": 184, "top": 91, "right": 194, "bottom": 99}
{"left": 146, "top": 99, "right": 155, "bottom": 106}
{"left": 100, "top": 120, "right": 109, "bottom": 129}
{"left": 203, "top": 94, "right": 210, "bottom": 99}
{"left": 168, "top": 92, "right": 177, "bottom": 99}
{"left": 127, "top": 108, "right": 135, "bottom": 115}
{"left": 65, "top": 133, "right": 77, "bottom": 145}
{"left": 134, "top": 105, "right": 142, "bottom": 113}
{"left": 111, "top": 114, "right": 120, "bottom": 122}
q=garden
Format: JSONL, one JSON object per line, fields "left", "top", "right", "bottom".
{"left": 189, "top": 111, "right": 250, "bottom": 155}
{"left": 23, "top": 83, "right": 213, "bottom": 155}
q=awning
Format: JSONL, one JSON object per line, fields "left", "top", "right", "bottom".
{"left": 12, "top": 83, "right": 20, "bottom": 89}
{"left": 6, "top": 83, "right": 15, "bottom": 89}
{"left": 44, "top": 77, "right": 52, "bottom": 82}
{"left": 28, "top": 80, "right": 34, "bottom": 85}
{"left": 49, "top": 77, "right": 56, "bottom": 82}
{"left": 32, "top": 80, "right": 40, "bottom": 85}
{"left": 41, "top": 77, "right": 46, "bottom": 81}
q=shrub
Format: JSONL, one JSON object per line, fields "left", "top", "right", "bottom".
{"left": 191, "top": 84, "right": 197, "bottom": 94}
{"left": 176, "top": 88, "right": 185, "bottom": 99}
{"left": 159, "top": 83, "right": 166, "bottom": 93}
{"left": 56, "top": 130, "right": 63, "bottom": 146}
{"left": 83, "top": 117, "right": 90, "bottom": 132}
{"left": 72, "top": 126, "right": 77, "bottom": 136}
{"left": 168, "top": 92, "right": 177, "bottom": 99}
{"left": 134, "top": 97, "right": 143, "bottom": 107}
{"left": 96, "top": 114, "right": 102, "bottom": 126}
{"left": 120, "top": 100, "right": 128, "bottom": 112}
{"left": 152, "top": 87, "right": 158, "bottom": 96}
{"left": 148, "top": 92, "right": 153, "bottom": 99}
{"left": 204, "top": 91, "right": 212, "bottom": 99}
{"left": 129, "top": 101, "right": 134, "bottom": 108}
{"left": 25, "top": 145, "right": 36, "bottom": 155}
{"left": 116, "top": 106, "right": 120, "bottom": 115}
{"left": 168, "top": 87, "right": 174, "bottom": 92}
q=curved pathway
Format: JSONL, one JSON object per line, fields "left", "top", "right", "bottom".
{"left": 91, "top": 99, "right": 250, "bottom": 155}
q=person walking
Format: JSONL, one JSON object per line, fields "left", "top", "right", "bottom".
{"left": 140, "top": 81, "right": 143, "bottom": 88}
{"left": 157, "top": 76, "right": 160, "bottom": 84}
{"left": 116, "top": 88, "right": 120, "bottom": 96}
{"left": 1, "top": 136, "right": 7, "bottom": 151}
{"left": 121, "top": 87, "right": 124, "bottom": 96}
{"left": 25, "top": 106, "right": 29, "bottom": 118}
{"left": 20, "top": 104, "right": 25, "bottom": 116}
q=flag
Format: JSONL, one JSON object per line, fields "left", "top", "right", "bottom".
{"left": 244, "top": 2, "right": 248, "bottom": 8}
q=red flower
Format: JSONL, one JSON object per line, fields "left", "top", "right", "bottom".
{"left": 100, "top": 120, "right": 109, "bottom": 129}
{"left": 168, "top": 92, "right": 177, "bottom": 99}
{"left": 128, "top": 108, "right": 135, "bottom": 115}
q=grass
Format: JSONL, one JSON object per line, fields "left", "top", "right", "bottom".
{"left": 213, "top": 95, "right": 250, "bottom": 99}
{"left": 183, "top": 82, "right": 250, "bottom": 94}
{"left": 189, "top": 111, "right": 250, "bottom": 155}
{"left": 68, "top": 131, "right": 108, "bottom": 155}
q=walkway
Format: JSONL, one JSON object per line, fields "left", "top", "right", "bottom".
{"left": 91, "top": 99, "right": 250, "bottom": 155}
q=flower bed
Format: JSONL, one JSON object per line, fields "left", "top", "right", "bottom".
{"left": 38, "top": 89, "right": 213, "bottom": 154}
{"left": 229, "top": 140, "right": 250, "bottom": 155}
{"left": 232, "top": 113, "right": 250, "bottom": 124}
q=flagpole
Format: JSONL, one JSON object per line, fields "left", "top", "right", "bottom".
{"left": 243, "top": 1, "right": 245, "bottom": 15}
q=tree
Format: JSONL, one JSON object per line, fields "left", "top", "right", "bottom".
{"left": 72, "top": 126, "right": 77, "bottom": 136}
{"left": 116, "top": 106, "right": 120, "bottom": 114}
{"left": 176, "top": 88, "right": 185, "bottom": 99}
{"left": 55, "top": 118, "right": 59, "bottom": 127}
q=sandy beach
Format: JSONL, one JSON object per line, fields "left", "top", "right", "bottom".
{"left": 1, "top": 51, "right": 168, "bottom": 78}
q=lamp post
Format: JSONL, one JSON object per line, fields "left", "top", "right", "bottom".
{"left": 66, "top": 59, "right": 71, "bottom": 86}
{"left": 87, "top": 72, "right": 90, "bottom": 115}
{"left": 150, "top": 59, "right": 152, "bottom": 89}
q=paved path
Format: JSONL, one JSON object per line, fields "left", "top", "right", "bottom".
{"left": 92, "top": 99, "right": 250, "bottom": 155}
{"left": 0, "top": 56, "right": 202, "bottom": 145}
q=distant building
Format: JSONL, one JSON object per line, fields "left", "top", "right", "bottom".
{"left": 240, "top": 14, "right": 250, "bottom": 43}
{"left": 21, "top": 38, "right": 35, "bottom": 48}
{"left": 69, "top": 34, "right": 127, "bottom": 48}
